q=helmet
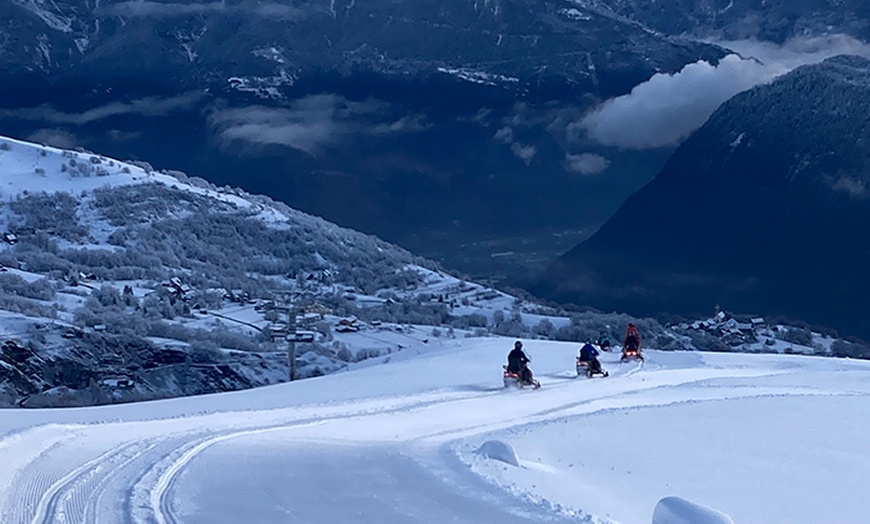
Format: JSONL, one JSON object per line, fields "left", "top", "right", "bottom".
{"left": 585, "top": 338, "right": 592, "bottom": 344}
{"left": 514, "top": 340, "right": 523, "bottom": 349}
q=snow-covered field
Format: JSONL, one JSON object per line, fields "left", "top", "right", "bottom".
{"left": 1, "top": 339, "right": 868, "bottom": 523}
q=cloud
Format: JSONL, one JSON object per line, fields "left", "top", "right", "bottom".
{"left": 510, "top": 143, "right": 536, "bottom": 165}
{"left": 211, "top": 96, "right": 343, "bottom": 154}
{"left": 493, "top": 126, "right": 537, "bottom": 165}
{"left": 578, "top": 35, "right": 870, "bottom": 150}
{"left": 566, "top": 153, "right": 610, "bottom": 175}
{"left": 98, "top": 0, "right": 312, "bottom": 18}
{"left": 100, "top": 1, "right": 226, "bottom": 17}
{"left": 210, "top": 95, "right": 427, "bottom": 155}
{"left": 370, "top": 114, "right": 431, "bottom": 135}
{"left": 26, "top": 129, "right": 79, "bottom": 149}
{"left": 494, "top": 126, "right": 514, "bottom": 143}
{"left": 832, "top": 176, "right": 867, "bottom": 198}
{"left": 1, "top": 93, "right": 203, "bottom": 125}
{"left": 253, "top": 3, "right": 310, "bottom": 19}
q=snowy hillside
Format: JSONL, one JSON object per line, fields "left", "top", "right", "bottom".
{"left": 0, "top": 135, "right": 551, "bottom": 406}
{"left": 2, "top": 134, "right": 864, "bottom": 409}
{"left": 1, "top": 338, "right": 868, "bottom": 523}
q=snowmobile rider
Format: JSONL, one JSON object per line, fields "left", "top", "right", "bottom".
{"left": 597, "top": 334, "right": 613, "bottom": 351}
{"left": 579, "top": 339, "right": 604, "bottom": 374}
{"left": 507, "top": 340, "right": 533, "bottom": 384}
{"left": 623, "top": 324, "right": 641, "bottom": 354}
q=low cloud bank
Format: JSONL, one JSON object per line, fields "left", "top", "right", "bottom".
{"left": 210, "top": 95, "right": 428, "bottom": 155}
{"left": 579, "top": 35, "right": 870, "bottom": 150}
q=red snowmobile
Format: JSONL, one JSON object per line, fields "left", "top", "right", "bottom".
{"left": 503, "top": 365, "right": 541, "bottom": 389}
{"left": 621, "top": 324, "right": 644, "bottom": 362}
{"left": 576, "top": 356, "right": 609, "bottom": 378}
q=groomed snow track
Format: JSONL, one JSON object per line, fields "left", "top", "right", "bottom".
{"left": 2, "top": 343, "right": 869, "bottom": 523}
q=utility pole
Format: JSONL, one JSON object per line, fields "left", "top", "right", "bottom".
{"left": 269, "top": 289, "right": 314, "bottom": 382}
{"left": 287, "top": 301, "right": 297, "bottom": 381}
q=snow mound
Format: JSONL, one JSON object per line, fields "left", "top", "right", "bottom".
{"left": 477, "top": 440, "right": 520, "bottom": 467}
{"left": 652, "top": 496, "right": 734, "bottom": 524}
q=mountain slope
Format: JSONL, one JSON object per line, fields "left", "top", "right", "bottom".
{"left": 605, "top": 0, "right": 870, "bottom": 42}
{"left": 538, "top": 55, "right": 870, "bottom": 339}
{"left": 2, "top": 0, "right": 722, "bottom": 97}
{"left": 0, "top": 0, "right": 726, "bottom": 283}
{"left": 0, "top": 134, "right": 535, "bottom": 406}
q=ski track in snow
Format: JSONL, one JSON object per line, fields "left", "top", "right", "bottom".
{"left": 1, "top": 346, "right": 869, "bottom": 523}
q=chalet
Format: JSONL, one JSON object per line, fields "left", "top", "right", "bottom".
{"left": 61, "top": 328, "right": 83, "bottom": 339}
{"left": 225, "top": 289, "right": 249, "bottom": 303}
{"left": 751, "top": 317, "right": 766, "bottom": 326}
{"left": 300, "top": 312, "right": 323, "bottom": 324}
{"left": 100, "top": 376, "right": 135, "bottom": 390}
{"left": 288, "top": 330, "right": 316, "bottom": 343}
{"left": 263, "top": 323, "right": 290, "bottom": 339}
{"left": 3, "top": 233, "right": 17, "bottom": 244}
{"left": 302, "top": 268, "right": 333, "bottom": 283}
{"left": 304, "top": 303, "right": 331, "bottom": 317}
{"left": 336, "top": 318, "right": 361, "bottom": 333}
{"left": 92, "top": 324, "right": 107, "bottom": 332}
{"left": 98, "top": 353, "right": 125, "bottom": 368}
{"left": 255, "top": 300, "right": 276, "bottom": 312}
{"left": 162, "top": 278, "right": 191, "bottom": 297}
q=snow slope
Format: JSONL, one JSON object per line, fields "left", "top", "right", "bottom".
{"left": 1, "top": 339, "right": 869, "bottom": 523}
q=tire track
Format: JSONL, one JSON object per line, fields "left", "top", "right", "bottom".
{"left": 30, "top": 441, "right": 142, "bottom": 524}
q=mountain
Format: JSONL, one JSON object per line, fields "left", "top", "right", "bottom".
{"left": 0, "top": 134, "right": 551, "bottom": 407}
{"left": 605, "top": 0, "right": 870, "bottom": 42}
{"left": 0, "top": 0, "right": 726, "bottom": 283}
{"left": 537, "top": 55, "right": 870, "bottom": 339}
{"left": 5, "top": 133, "right": 862, "bottom": 407}
{"left": 3, "top": 0, "right": 722, "bottom": 95}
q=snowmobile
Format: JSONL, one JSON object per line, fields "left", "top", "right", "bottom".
{"left": 503, "top": 365, "right": 541, "bottom": 389}
{"left": 620, "top": 348, "right": 644, "bottom": 362}
{"left": 576, "top": 356, "right": 609, "bottom": 378}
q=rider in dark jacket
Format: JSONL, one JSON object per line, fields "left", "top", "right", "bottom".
{"left": 579, "top": 340, "right": 603, "bottom": 373}
{"left": 579, "top": 341, "right": 599, "bottom": 362}
{"left": 507, "top": 340, "right": 533, "bottom": 382}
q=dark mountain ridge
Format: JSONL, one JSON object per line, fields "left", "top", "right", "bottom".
{"left": 538, "top": 55, "right": 870, "bottom": 339}
{"left": 606, "top": 0, "right": 870, "bottom": 42}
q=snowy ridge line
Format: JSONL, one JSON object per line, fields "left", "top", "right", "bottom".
{"left": 420, "top": 374, "right": 831, "bottom": 443}
{"left": 549, "top": 387, "right": 853, "bottom": 426}
{"left": 0, "top": 134, "right": 313, "bottom": 231}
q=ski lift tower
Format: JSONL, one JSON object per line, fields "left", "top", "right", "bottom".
{"left": 269, "top": 290, "right": 315, "bottom": 381}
